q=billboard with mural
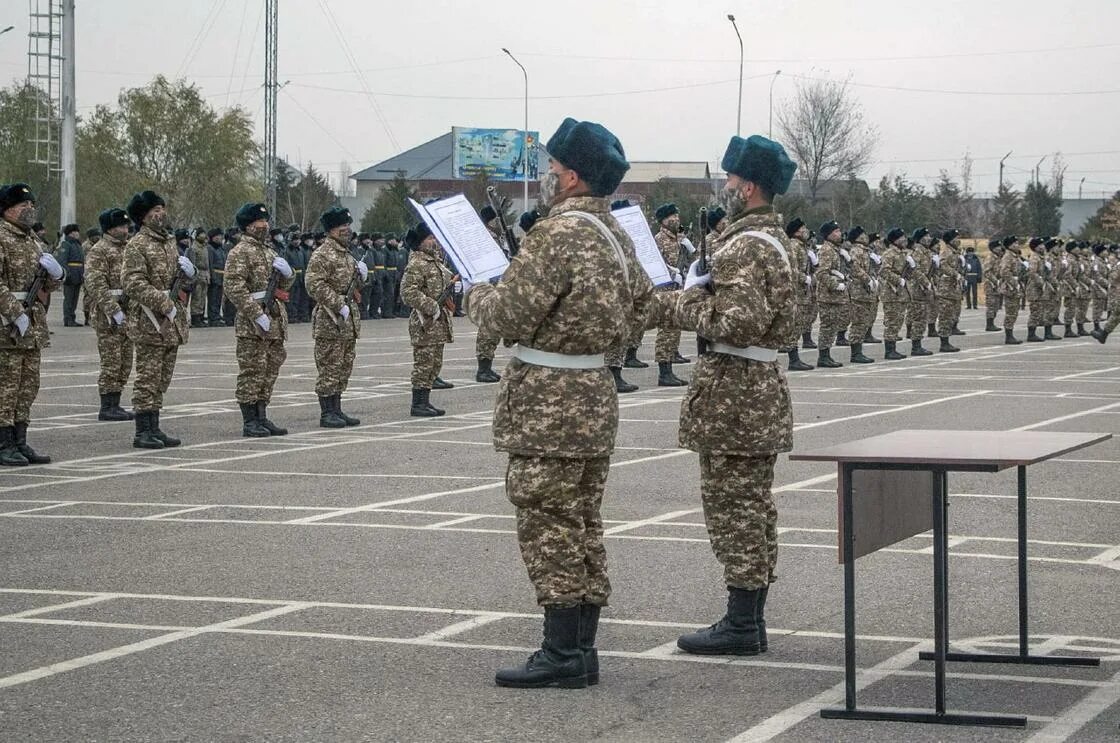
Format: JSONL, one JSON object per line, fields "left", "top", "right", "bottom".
{"left": 452, "top": 127, "right": 539, "bottom": 181}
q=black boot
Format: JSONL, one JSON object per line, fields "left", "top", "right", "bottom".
{"left": 884, "top": 340, "right": 907, "bottom": 360}
{"left": 1045, "top": 325, "right": 1061, "bottom": 340}
{"left": 13, "top": 422, "right": 50, "bottom": 464}
{"left": 1027, "top": 326, "right": 1043, "bottom": 342}
{"left": 579, "top": 603, "right": 601, "bottom": 685}
{"left": 98, "top": 392, "right": 131, "bottom": 421}
{"left": 495, "top": 606, "right": 587, "bottom": 688}
{"left": 927, "top": 322, "right": 938, "bottom": 338}
{"left": 432, "top": 376, "right": 454, "bottom": 390}
{"left": 863, "top": 329, "right": 881, "bottom": 344}
{"left": 951, "top": 322, "right": 966, "bottom": 336}
{"left": 1094, "top": 321, "right": 1102, "bottom": 332}
{"left": 0, "top": 426, "right": 30, "bottom": 466}
{"left": 241, "top": 402, "right": 271, "bottom": 437}
{"left": 1064, "top": 323, "right": 1077, "bottom": 338}
{"left": 849, "top": 343, "right": 874, "bottom": 364}
{"left": 475, "top": 357, "right": 501, "bottom": 383}
{"left": 1091, "top": 327, "right": 1109, "bottom": 344}
{"left": 787, "top": 349, "right": 814, "bottom": 371}
{"left": 1005, "top": 328, "right": 1022, "bottom": 345}
{"left": 985, "top": 318, "right": 999, "bottom": 332}
{"left": 672, "top": 351, "right": 691, "bottom": 364}
{"left": 133, "top": 411, "right": 165, "bottom": 449}
{"left": 110, "top": 392, "right": 133, "bottom": 420}
{"left": 677, "top": 587, "right": 762, "bottom": 656}
{"left": 610, "top": 366, "right": 638, "bottom": 393}
{"left": 334, "top": 394, "right": 360, "bottom": 426}
{"left": 318, "top": 396, "right": 347, "bottom": 428}
{"left": 939, "top": 336, "right": 960, "bottom": 352}
{"left": 623, "top": 347, "right": 648, "bottom": 369}
{"left": 757, "top": 585, "right": 770, "bottom": 652}
{"left": 816, "top": 348, "right": 843, "bottom": 368}
{"left": 191, "top": 314, "right": 204, "bottom": 328}
{"left": 256, "top": 401, "right": 288, "bottom": 436}
{"left": 410, "top": 388, "right": 444, "bottom": 417}
{"left": 911, "top": 339, "right": 933, "bottom": 356}
{"left": 657, "top": 361, "right": 687, "bottom": 387}
{"left": 1077, "top": 322, "right": 1090, "bottom": 337}
{"left": 151, "top": 411, "right": 180, "bottom": 447}
{"left": 835, "top": 330, "right": 849, "bottom": 346}
{"left": 801, "top": 332, "right": 817, "bottom": 350}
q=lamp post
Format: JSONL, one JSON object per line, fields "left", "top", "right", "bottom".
{"left": 768, "top": 69, "right": 781, "bottom": 138}
{"left": 1078, "top": 176, "right": 1086, "bottom": 199}
{"left": 998, "top": 151, "right": 1012, "bottom": 190}
{"left": 728, "top": 14, "right": 743, "bottom": 136}
{"left": 1034, "top": 156, "right": 1046, "bottom": 186}
{"left": 0, "top": 26, "right": 15, "bottom": 37}
{"left": 502, "top": 48, "right": 529, "bottom": 211}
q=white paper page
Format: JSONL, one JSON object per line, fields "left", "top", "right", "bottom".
{"left": 610, "top": 205, "right": 673, "bottom": 286}
{"left": 410, "top": 195, "right": 509, "bottom": 283}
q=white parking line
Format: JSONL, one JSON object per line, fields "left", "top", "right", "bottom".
{"left": 1027, "top": 666, "right": 1120, "bottom": 742}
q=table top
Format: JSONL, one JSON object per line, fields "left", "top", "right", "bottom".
{"left": 789, "top": 430, "right": 1112, "bottom": 469}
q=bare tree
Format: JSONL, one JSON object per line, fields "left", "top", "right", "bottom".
{"left": 776, "top": 75, "right": 878, "bottom": 202}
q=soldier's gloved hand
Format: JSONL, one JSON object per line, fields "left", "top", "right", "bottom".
{"left": 111, "top": 310, "right": 126, "bottom": 326}
{"left": 683, "top": 260, "right": 711, "bottom": 290}
{"left": 931, "top": 255, "right": 941, "bottom": 267}
{"left": 165, "top": 305, "right": 177, "bottom": 320}
{"left": 13, "top": 313, "right": 30, "bottom": 337}
{"left": 805, "top": 275, "right": 812, "bottom": 287}
{"left": 339, "top": 304, "right": 351, "bottom": 320}
{"left": 255, "top": 313, "right": 271, "bottom": 333}
{"left": 271, "top": 256, "right": 293, "bottom": 278}
{"left": 38, "top": 253, "right": 64, "bottom": 279}
{"left": 899, "top": 278, "right": 907, "bottom": 287}
{"left": 836, "top": 282, "right": 847, "bottom": 292}
{"left": 430, "top": 307, "right": 441, "bottom": 322}
{"left": 905, "top": 255, "right": 916, "bottom": 268}
{"left": 177, "top": 256, "right": 197, "bottom": 278}
{"left": 355, "top": 262, "right": 368, "bottom": 281}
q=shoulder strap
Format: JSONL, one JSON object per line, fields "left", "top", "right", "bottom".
{"left": 565, "top": 211, "right": 630, "bottom": 285}
{"left": 743, "top": 230, "right": 791, "bottom": 269}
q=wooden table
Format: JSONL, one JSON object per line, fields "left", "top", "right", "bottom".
{"left": 790, "top": 430, "right": 1112, "bottom": 728}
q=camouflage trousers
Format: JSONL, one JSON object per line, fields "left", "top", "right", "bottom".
{"left": 507, "top": 454, "right": 611, "bottom": 607}
{"left": 849, "top": 299, "right": 878, "bottom": 341}
{"left": 604, "top": 338, "right": 626, "bottom": 368}
{"left": 1075, "top": 298, "right": 1090, "bottom": 323}
{"left": 475, "top": 327, "right": 500, "bottom": 360}
{"left": 698, "top": 452, "right": 778, "bottom": 590}
{"left": 799, "top": 298, "right": 818, "bottom": 336}
{"left": 907, "top": 296, "right": 930, "bottom": 339}
{"left": 1105, "top": 299, "right": 1120, "bottom": 333}
{"left": 1063, "top": 297, "right": 1078, "bottom": 324}
{"left": 1091, "top": 294, "right": 1108, "bottom": 322}
{"left": 0, "top": 348, "right": 40, "bottom": 427}
{"left": 131, "top": 343, "right": 177, "bottom": 411}
{"left": 1003, "top": 292, "right": 1021, "bottom": 330}
{"left": 235, "top": 336, "right": 287, "bottom": 404}
{"left": 190, "top": 280, "right": 208, "bottom": 317}
{"left": 314, "top": 337, "right": 356, "bottom": 397}
{"left": 985, "top": 289, "right": 1003, "bottom": 322}
{"left": 654, "top": 327, "right": 681, "bottom": 362}
{"left": 411, "top": 343, "right": 445, "bottom": 389}
{"left": 882, "top": 301, "right": 907, "bottom": 341}
{"left": 936, "top": 294, "right": 962, "bottom": 336}
{"left": 95, "top": 326, "right": 133, "bottom": 394}
{"left": 781, "top": 300, "right": 802, "bottom": 351}
{"left": 1049, "top": 298, "right": 1063, "bottom": 326}
{"left": 816, "top": 302, "right": 849, "bottom": 349}
{"left": 1028, "top": 299, "right": 1047, "bottom": 327}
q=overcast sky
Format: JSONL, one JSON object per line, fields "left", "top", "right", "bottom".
{"left": 3, "top": 0, "right": 1119, "bottom": 199}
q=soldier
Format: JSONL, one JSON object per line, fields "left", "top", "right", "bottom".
{"left": 864, "top": 232, "right": 883, "bottom": 343}
{"left": 933, "top": 229, "right": 963, "bottom": 352}
{"left": 1024, "top": 237, "right": 1054, "bottom": 342}
{"left": 466, "top": 117, "right": 651, "bottom": 688}
{"left": 783, "top": 217, "right": 813, "bottom": 371}
{"left": 224, "top": 203, "right": 295, "bottom": 437}
{"left": 879, "top": 227, "right": 910, "bottom": 360}
{"left": 0, "top": 183, "right": 62, "bottom": 466}
{"left": 391, "top": 233, "right": 410, "bottom": 317}
{"left": 1059, "top": 241, "right": 1081, "bottom": 337}
{"left": 305, "top": 207, "right": 363, "bottom": 428}
{"left": 84, "top": 208, "right": 135, "bottom": 422}
{"left": 354, "top": 233, "right": 374, "bottom": 319}
{"left": 906, "top": 228, "right": 936, "bottom": 356}
{"left": 1089, "top": 243, "right": 1110, "bottom": 333}
{"left": 121, "top": 190, "right": 195, "bottom": 449}
{"left": 1074, "top": 242, "right": 1093, "bottom": 336}
{"left": 206, "top": 229, "right": 226, "bottom": 326}
{"left": 474, "top": 206, "right": 505, "bottom": 383}
{"left": 604, "top": 199, "right": 643, "bottom": 393}
{"left": 186, "top": 229, "right": 210, "bottom": 328}
{"left": 706, "top": 205, "right": 728, "bottom": 237}
{"left": 281, "top": 230, "right": 306, "bottom": 323}
{"left": 651, "top": 202, "right": 688, "bottom": 386}
{"left": 964, "top": 243, "right": 982, "bottom": 310}
{"left": 812, "top": 220, "right": 848, "bottom": 368}
{"left": 671, "top": 134, "right": 796, "bottom": 656}
{"left": 401, "top": 222, "right": 455, "bottom": 417}
{"left": 1090, "top": 243, "right": 1120, "bottom": 343}
{"left": 380, "top": 233, "right": 400, "bottom": 320}
{"left": 998, "top": 235, "right": 1025, "bottom": 344}
{"left": 845, "top": 226, "right": 876, "bottom": 363}
{"left": 984, "top": 238, "right": 1005, "bottom": 331}
{"left": 800, "top": 231, "right": 819, "bottom": 349}
{"left": 1043, "top": 239, "right": 1063, "bottom": 340}
{"left": 56, "top": 222, "right": 85, "bottom": 326}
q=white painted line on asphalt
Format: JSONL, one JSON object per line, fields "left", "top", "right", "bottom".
{"left": 0, "top": 502, "right": 76, "bottom": 516}
{"left": 0, "top": 594, "right": 118, "bottom": 619}
{"left": 604, "top": 509, "right": 698, "bottom": 536}
{"left": 792, "top": 390, "right": 989, "bottom": 431}
{"left": 1050, "top": 365, "right": 1120, "bottom": 381}
{"left": 411, "top": 614, "right": 507, "bottom": 642}
{"left": 423, "top": 514, "right": 488, "bottom": 529}
{"left": 174, "top": 468, "right": 502, "bottom": 481}
{"left": 141, "top": 505, "right": 214, "bottom": 520}
{"left": 1013, "top": 400, "right": 1120, "bottom": 430}
{"left": 1026, "top": 666, "right": 1120, "bottom": 742}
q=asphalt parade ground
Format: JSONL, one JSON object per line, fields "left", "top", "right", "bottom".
{"left": 1, "top": 306, "right": 1118, "bottom": 743}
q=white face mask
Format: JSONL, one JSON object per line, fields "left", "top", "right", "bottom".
{"left": 539, "top": 171, "right": 561, "bottom": 207}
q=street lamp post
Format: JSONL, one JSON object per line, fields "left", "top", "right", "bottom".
{"left": 728, "top": 14, "right": 743, "bottom": 136}
{"left": 999, "top": 151, "right": 1012, "bottom": 190}
{"left": 0, "top": 26, "right": 15, "bottom": 37}
{"left": 768, "top": 70, "right": 781, "bottom": 138}
{"left": 502, "top": 48, "right": 530, "bottom": 211}
{"left": 1034, "top": 156, "right": 1046, "bottom": 186}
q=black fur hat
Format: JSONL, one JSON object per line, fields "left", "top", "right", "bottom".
{"left": 654, "top": 203, "right": 679, "bottom": 222}
{"left": 127, "top": 190, "right": 166, "bottom": 225}
{"left": 319, "top": 206, "right": 352, "bottom": 232}
{"left": 0, "top": 183, "right": 37, "bottom": 210}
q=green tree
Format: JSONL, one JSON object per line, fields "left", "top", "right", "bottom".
{"left": 1078, "top": 191, "right": 1120, "bottom": 241}
{"left": 275, "top": 160, "right": 336, "bottom": 231}
{"left": 930, "top": 171, "right": 977, "bottom": 236}
{"left": 0, "top": 84, "right": 62, "bottom": 234}
{"left": 360, "top": 171, "right": 417, "bottom": 234}
{"left": 871, "top": 175, "right": 931, "bottom": 233}
{"left": 1022, "top": 181, "right": 1062, "bottom": 236}
{"left": 988, "top": 183, "right": 1024, "bottom": 237}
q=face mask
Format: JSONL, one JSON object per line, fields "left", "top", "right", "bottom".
{"left": 246, "top": 224, "right": 270, "bottom": 242}
{"left": 303, "top": 240, "right": 313, "bottom": 248}
{"left": 148, "top": 211, "right": 171, "bottom": 232}
{"left": 539, "top": 171, "right": 561, "bottom": 207}
{"left": 13, "top": 204, "right": 37, "bottom": 228}
{"left": 717, "top": 186, "right": 745, "bottom": 216}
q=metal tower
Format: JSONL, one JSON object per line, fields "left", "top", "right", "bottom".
{"left": 263, "top": 0, "right": 278, "bottom": 216}
{"left": 26, "top": 0, "right": 62, "bottom": 175}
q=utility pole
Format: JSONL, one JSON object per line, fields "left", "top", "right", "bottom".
{"left": 999, "top": 151, "right": 1012, "bottom": 190}
{"left": 1034, "top": 156, "right": 1046, "bottom": 186}
{"left": 59, "top": 0, "right": 75, "bottom": 226}
{"left": 502, "top": 48, "right": 529, "bottom": 211}
{"left": 728, "top": 15, "right": 743, "bottom": 136}
{"left": 1078, "top": 176, "right": 1086, "bottom": 200}
{"left": 768, "top": 70, "right": 781, "bottom": 139}
{"left": 264, "top": 0, "right": 278, "bottom": 216}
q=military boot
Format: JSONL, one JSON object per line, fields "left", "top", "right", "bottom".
{"left": 1027, "top": 326, "right": 1043, "bottom": 342}
{"left": 432, "top": 376, "right": 454, "bottom": 390}
{"left": 985, "top": 318, "right": 999, "bottom": 332}
{"left": 318, "top": 396, "right": 347, "bottom": 428}
{"left": 911, "top": 339, "right": 933, "bottom": 356}
{"left": 657, "top": 361, "right": 687, "bottom": 387}
{"left": 1093, "top": 321, "right": 1102, "bottom": 333}
{"left": 132, "top": 412, "right": 165, "bottom": 450}
{"left": 884, "top": 340, "right": 907, "bottom": 361}
{"left": 787, "top": 349, "right": 814, "bottom": 371}
{"left": 672, "top": 351, "right": 691, "bottom": 364}
{"left": 495, "top": 605, "right": 587, "bottom": 688}
{"left": 191, "top": 314, "right": 205, "bottom": 328}
{"left": 579, "top": 603, "right": 601, "bottom": 685}
{"left": 1044, "top": 325, "right": 1061, "bottom": 340}
{"left": 98, "top": 392, "right": 131, "bottom": 422}
{"left": 939, "top": 337, "right": 960, "bottom": 352}
{"left": 240, "top": 402, "right": 271, "bottom": 437}
{"left": 849, "top": 343, "right": 874, "bottom": 363}
{"left": 0, "top": 426, "right": 30, "bottom": 466}
{"left": 926, "top": 322, "right": 938, "bottom": 338}
{"left": 835, "top": 330, "right": 850, "bottom": 346}
{"left": 410, "top": 389, "right": 444, "bottom": 417}
{"left": 610, "top": 366, "right": 638, "bottom": 393}
{"left": 1077, "top": 322, "right": 1090, "bottom": 337}
{"left": 475, "top": 357, "right": 501, "bottom": 383}
{"left": 801, "top": 332, "right": 817, "bottom": 350}
{"left": 677, "top": 587, "right": 762, "bottom": 656}
{"left": 151, "top": 412, "right": 181, "bottom": 447}
{"left": 863, "top": 329, "right": 881, "bottom": 344}
{"left": 1091, "top": 327, "right": 1109, "bottom": 344}
{"left": 1005, "top": 328, "right": 1023, "bottom": 345}
{"left": 13, "top": 422, "right": 50, "bottom": 464}
{"left": 110, "top": 392, "right": 134, "bottom": 420}
{"left": 816, "top": 348, "right": 843, "bottom": 368}
{"left": 1064, "top": 323, "right": 1077, "bottom": 338}
{"left": 951, "top": 322, "right": 966, "bottom": 336}
{"left": 334, "top": 395, "right": 360, "bottom": 426}
{"left": 256, "top": 401, "right": 288, "bottom": 435}
{"left": 623, "top": 347, "right": 648, "bottom": 369}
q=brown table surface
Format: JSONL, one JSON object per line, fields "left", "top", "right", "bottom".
{"left": 789, "top": 430, "right": 1112, "bottom": 469}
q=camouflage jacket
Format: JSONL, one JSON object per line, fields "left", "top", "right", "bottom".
{"left": 0, "top": 218, "right": 60, "bottom": 350}
{"left": 83, "top": 233, "right": 129, "bottom": 333}
{"left": 880, "top": 245, "right": 909, "bottom": 301}
{"left": 788, "top": 236, "right": 810, "bottom": 302}
{"left": 814, "top": 242, "right": 848, "bottom": 304}
{"left": 983, "top": 252, "right": 1002, "bottom": 291}
{"left": 655, "top": 227, "right": 681, "bottom": 276}
{"left": 1076, "top": 255, "right": 1094, "bottom": 298}
{"left": 999, "top": 249, "right": 1026, "bottom": 296}
{"left": 908, "top": 244, "right": 934, "bottom": 298}
{"left": 402, "top": 241, "right": 453, "bottom": 346}
{"left": 224, "top": 234, "right": 295, "bottom": 341}
{"left": 304, "top": 236, "right": 361, "bottom": 342}
{"left": 1089, "top": 255, "right": 1110, "bottom": 297}
{"left": 121, "top": 225, "right": 192, "bottom": 347}
{"left": 849, "top": 242, "right": 876, "bottom": 303}
{"left": 1025, "top": 252, "right": 1049, "bottom": 301}
{"left": 674, "top": 205, "right": 794, "bottom": 457}
{"left": 467, "top": 195, "right": 653, "bottom": 458}
{"left": 188, "top": 239, "right": 210, "bottom": 282}
{"left": 935, "top": 243, "right": 961, "bottom": 298}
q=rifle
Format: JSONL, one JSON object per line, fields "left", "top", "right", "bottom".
{"left": 157, "top": 269, "right": 187, "bottom": 338}
{"left": 7, "top": 268, "right": 49, "bottom": 340}
{"left": 696, "top": 207, "right": 710, "bottom": 356}
{"left": 486, "top": 186, "right": 519, "bottom": 257}
{"left": 255, "top": 268, "right": 289, "bottom": 336}
{"left": 437, "top": 274, "right": 460, "bottom": 314}
{"left": 336, "top": 265, "right": 362, "bottom": 331}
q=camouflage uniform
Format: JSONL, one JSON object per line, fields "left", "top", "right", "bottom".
{"left": 907, "top": 243, "right": 934, "bottom": 339}
{"left": 475, "top": 226, "right": 505, "bottom": 362}
{"left": 674, "top": 206, "right": 794, "bottom": 590}
{"left": 1102, "top": 257, "right": 1120, "bottom": 334}
{"left": 847, "top": 240, "right": 878, "bottom": 341}
{"left": 188, "top": 236, "right": 210, "bottom": 321}
{"left": 785, "top": 234, "right": 808, "bottom": 351}
{"left": 402, "top": 240, "right": 454, "bottom": 389}
{"left": 466, "top": 195, "right": 653, "bottom": 607}
{"left": 999, "top": 247, "right": 1026, "bottom": 330}
{"left": 0, "top": 219, "right": 59, "bottom": 427}
{"left": 1090, "top": 250, "right": 1110, "bottom": 323}
{"left": 984, "top": 250, "right": 1004, "bottom": 324}
{"left": 813, "top": 241, "right": 849, "bottom": 349}
{"left": 652, "top": 226, "right": 682, "bottom": 361}
{"left": 305, "top": 235, "right": 362, "bottom": 396}
{"left": 935, "top": 241, "right": 964, "bottom": 336}
{"left": 1025, "top": 250, "right": 1049, "bottom": 328}
{"left": 122, "top": 225, "right": 191, "bottom": 411}
{"left": 84, "top": 232, "right": 133, "bottom": 394}
{"left": 879, "top": 242, "right": 910, "bottom": 341}
{"left": 223, "top": 234, "right": 294, "bottom": 404}
{"left": 800, "top": 241, "right": 819, "bottom": 340}
{"left": 1076, "top": 251, "right": 1093, "bottom": 325}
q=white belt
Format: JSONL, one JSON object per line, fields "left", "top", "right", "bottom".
{"left": 109, "top": 289, "right": 123, "bottom": 297}
{"left": 11, "top": 292, "right": 27, "bottom": 301}
{"left": 250, "top": 290, "right": 268, "bottom": 301}
{"left": 709, "top": 342, "right": 779, "bottom": 362}
{"left": 512, "top": 344, "right": 605, "bottom": 369}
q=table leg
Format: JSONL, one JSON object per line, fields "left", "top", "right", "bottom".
{"left": 842, "top": 463, "right": 857, "bottom": 710}
{"left": 932, "top": 469, "right": 948, "bottom": 714}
